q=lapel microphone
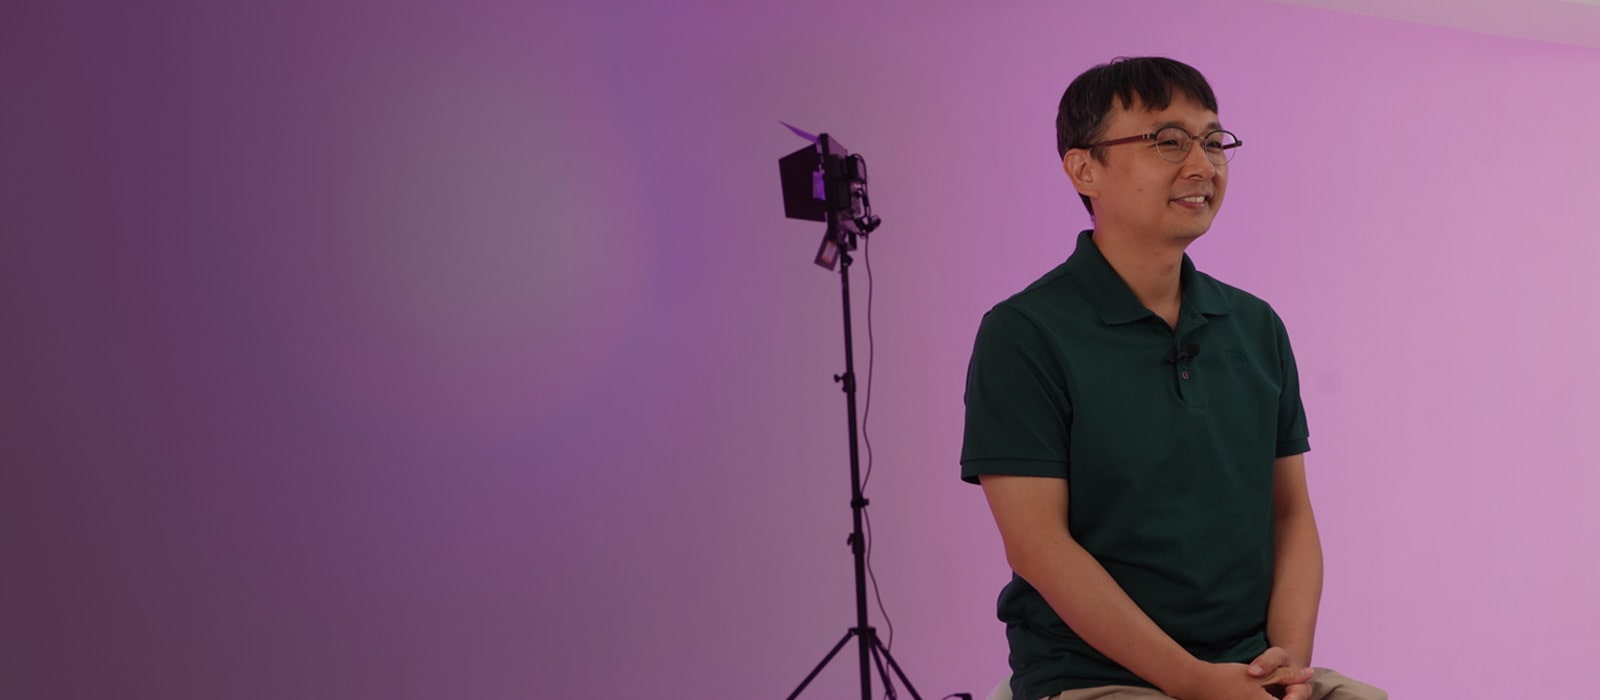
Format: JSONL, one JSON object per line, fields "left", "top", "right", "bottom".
{"left": 1165, "top": 343, "right": 1202, "bottom": 365}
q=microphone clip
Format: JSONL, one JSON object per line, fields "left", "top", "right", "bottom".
{"left": 1165, "top": 343, "right": 1202, "bottom": 365}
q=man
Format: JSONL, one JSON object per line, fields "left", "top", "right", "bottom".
{"left": 960, "top": 57, "right": 1385, "bottom": 700}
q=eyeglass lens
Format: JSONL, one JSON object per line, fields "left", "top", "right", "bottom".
{"left": 1153, "top": 127, "right": 1238, "bottom": 165}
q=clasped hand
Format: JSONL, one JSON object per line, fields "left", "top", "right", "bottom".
{"left": 1178, "top": 647, "right": 1313, "bottom": 700}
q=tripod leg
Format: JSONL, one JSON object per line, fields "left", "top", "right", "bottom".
{"left": 866, "top": 637, "right": 898, "bottom": 700}
{"left": 786, "top": 630, "right": 856, "bottom": 700}
{"left": 868, "top": 633, "right": 924, "bottom": 700}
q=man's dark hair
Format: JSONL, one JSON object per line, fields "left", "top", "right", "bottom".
{"left": 1055, "top": 57, "right": 1219, "bottom": 215}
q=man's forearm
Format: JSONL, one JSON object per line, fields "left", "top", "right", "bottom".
{"left": 1266, "top": 505, "right": 1323, "bottom": 665}
{"left": 1010, "top": 534, "right": 1209, "bottom": 695}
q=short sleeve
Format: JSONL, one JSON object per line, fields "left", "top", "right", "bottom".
{"left": 960, "top": 304, "right": 1073, "bottom": 484}
{"left": 1272, "top": 312, "right": 1311, "bottom": 457}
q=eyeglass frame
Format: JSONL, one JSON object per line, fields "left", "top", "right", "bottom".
{"left": 1074, "top": 127, "right": 1243, "bottom": 165}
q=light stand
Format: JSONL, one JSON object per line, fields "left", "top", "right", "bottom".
{"left": 778, "top": 132, "right": 921, "bottom": 700}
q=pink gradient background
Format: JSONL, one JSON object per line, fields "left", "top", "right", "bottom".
{"left": 3, "top": 0, "right": 1597, "bottom": 697}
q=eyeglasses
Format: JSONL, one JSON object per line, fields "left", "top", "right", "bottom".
{"left": 1078, "top": 126, "right": 1242, "bottom": 165}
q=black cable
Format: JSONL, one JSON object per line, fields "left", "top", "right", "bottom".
{"left": 859, "top": 235, "right": 896, "bottom": 668}
{"left": 862, "top": 235, "right": 877, "bottom": 491}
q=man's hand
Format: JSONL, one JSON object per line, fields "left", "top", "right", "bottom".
{"left": 1246, "top": 646, "right": 1315, "bottom": 700}
{"left": 1174, "top": 661, "right": 1313, "bottom": 700}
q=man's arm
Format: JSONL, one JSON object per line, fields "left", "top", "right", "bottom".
{"left": 1265, "top": 452, "right": 1324, "bottom": 666}
{"left": 980, "top": 475, "right": 1304, "bottom": 700}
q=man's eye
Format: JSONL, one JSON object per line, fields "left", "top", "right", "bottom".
{"left": 1157, "top": 139, "right": 1185, "bottom": 148}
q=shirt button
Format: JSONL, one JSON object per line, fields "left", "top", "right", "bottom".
{"left": 1181, "top": 370, "right": 1190, "bottom": 380}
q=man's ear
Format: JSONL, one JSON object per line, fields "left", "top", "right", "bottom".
{"left": 1063, "top": 148, "right": 1099, "bottom": 202}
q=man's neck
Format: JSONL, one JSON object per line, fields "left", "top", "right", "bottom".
{"left": 1091, "top": 227, "right": 1189, "bottom": 328}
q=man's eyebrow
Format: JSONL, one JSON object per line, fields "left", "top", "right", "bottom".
{"left": 1151, "top": 119, "right": 1224, "bottom": 132}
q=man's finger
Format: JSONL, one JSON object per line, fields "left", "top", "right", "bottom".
{"left": 1258, "top": 665, "right": 1315, "bottom": 686}
{"left": 1282, "top": 681, "right": 1313, "bottom": 700}
{"left": 1247, "top": 647, "right": 1290, "bottom": 676}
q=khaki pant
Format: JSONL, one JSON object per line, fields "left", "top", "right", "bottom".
{"left": 1043, "top": 668, "right": 1386, "bottom": 700}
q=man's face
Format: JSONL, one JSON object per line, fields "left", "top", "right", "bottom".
{"left": 1077, "top": 93, "right": 1228, "bottom": 244}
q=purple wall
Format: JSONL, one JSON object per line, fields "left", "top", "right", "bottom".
{"left": 4, "top": 0, "right": 1597, "bottom": 697}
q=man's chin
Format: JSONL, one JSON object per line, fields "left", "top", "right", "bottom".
{"left": 1171, "top": 225, "right": 1210, "bottom": 244}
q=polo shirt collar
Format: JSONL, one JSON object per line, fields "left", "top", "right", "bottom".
{"left": 1064, "top": 229, "right": 1232, "bottom": 326}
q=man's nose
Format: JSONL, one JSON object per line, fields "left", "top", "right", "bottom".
{"left": 1180, "top": 141, "right": 1218, "bottom": 177}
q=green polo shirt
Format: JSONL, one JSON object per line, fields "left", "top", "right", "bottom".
{"left": 960, "top": 230, "right": 1309, "bottom": 700}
